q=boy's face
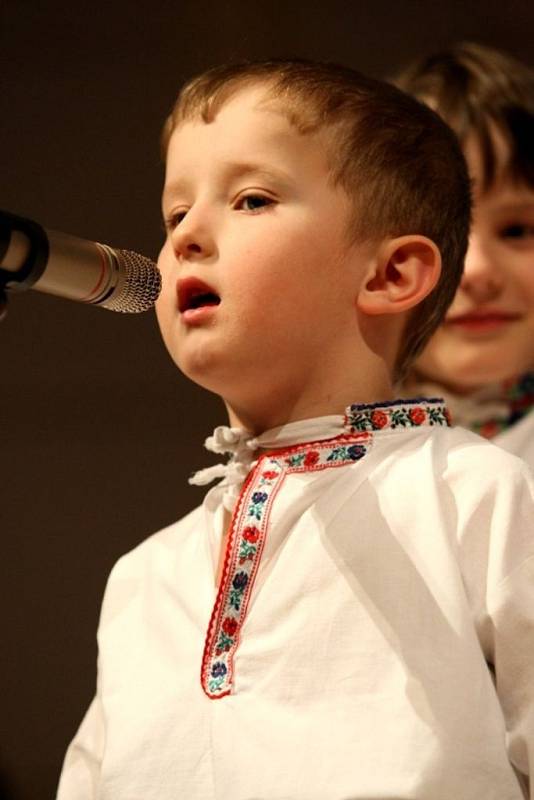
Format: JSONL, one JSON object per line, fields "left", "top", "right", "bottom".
{"left": 416, "top": 134, "right": 534, "bottom": 392}
{"left": 156, "top": 86, "right": 372, "bottom": 416}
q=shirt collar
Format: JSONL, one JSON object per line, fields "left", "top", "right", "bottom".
{"left": 190, "top": 397, "right": 449, "bottom": 511}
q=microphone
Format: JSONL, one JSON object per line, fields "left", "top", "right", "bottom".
{"left": 0, "top": 209, "right": 161, "bottom": 313}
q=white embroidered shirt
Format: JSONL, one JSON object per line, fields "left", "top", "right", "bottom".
{"left": 57, "top": 399, "right": 534, "bottom": 800}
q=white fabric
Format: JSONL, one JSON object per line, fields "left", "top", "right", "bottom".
{"left": 496, "top": 410, "right": 534, "bottom": 468}
{"left": 57, "top": 423, "right": 534, "bottom": 800}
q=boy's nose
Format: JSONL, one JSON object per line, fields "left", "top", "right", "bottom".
{"left": 171, "top": 215, "right": 216, "bottom": 261}
{"left": 460, "top": 233, "right": 503, "bottom": 300}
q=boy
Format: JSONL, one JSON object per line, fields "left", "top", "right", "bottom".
{"left": 396, "top": 43, "right": 534, "bottom": 466}
{"left": 58, "top": 60, "right": 534, "bottom": 799}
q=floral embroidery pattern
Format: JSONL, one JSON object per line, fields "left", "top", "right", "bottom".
{"left": 282, "top": 437, "right": 370, "bottom": 473}
{"left": 202, "top": 459, "right": 285, "bottom": 697}
{"left": 346, "top": 398, "right": 450, "bottom": 433}
{"left": 239, "top": 526, "right": 260, "bottom": 564}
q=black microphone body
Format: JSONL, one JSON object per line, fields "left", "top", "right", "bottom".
{"left": 0, "top": 210, "right": 161, "bottom": 313}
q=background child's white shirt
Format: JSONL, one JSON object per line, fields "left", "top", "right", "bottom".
{"left": 496, "top": 410, "right": 534, "bottom": 469}
{"left": 57, "top": 425, "right": 534, "bottom": 800}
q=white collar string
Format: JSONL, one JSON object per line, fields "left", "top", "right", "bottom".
{"left": 189, "top": 416, "right": 344, "bottom": 511}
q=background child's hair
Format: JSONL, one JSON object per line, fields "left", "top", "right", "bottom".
{"left": 162, "top": 60, "right": 471, "bottom": 380}
{"left": 394, "top": 42, "right": 534, "bottom": 193}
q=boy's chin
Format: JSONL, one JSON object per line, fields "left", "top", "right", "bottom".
{"left": 169, "top": 351, "right": 239, "bottom": 399}
{"left": 418, "top": 350, "right": 531, "bottom": 394}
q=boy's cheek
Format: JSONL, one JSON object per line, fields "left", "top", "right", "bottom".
{"left": 156, "top": 254, "right": 178, "bottom": 308}
{"left": 154, "top": 273, "right": 179, "bottom": 339}
{"left": 156, "top": 246, "right": 172, "bottom": 283}
{"left": 157, "top": 234, "right": 178, "bottom": 269}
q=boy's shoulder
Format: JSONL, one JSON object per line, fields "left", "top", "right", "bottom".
{"left": 376, "top": 421, "right": 533, "bottom": 502}
{"left": 416, "top": 423, "right": 534, "bottom": 511}
{"left": 439, "top": 424, "right": 533, "bottom": 476}
{"left": 108, "top": 503, "right": 204, "bottom": 583}
{"left": 96, "top": 503, "right": 206, "bottom": 642}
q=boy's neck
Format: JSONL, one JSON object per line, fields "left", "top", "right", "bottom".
{"left": 224, "top": 372, "right": 395, "bottom": 434}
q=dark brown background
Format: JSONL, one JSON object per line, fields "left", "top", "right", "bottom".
{"left": 1, "top": 1, "right": 534, "bottom": 797}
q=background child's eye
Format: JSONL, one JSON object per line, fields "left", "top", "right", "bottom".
{"left": 501, "top": 224, "right": 534, "bottom": 239}
{"left": 237, "top": 194, "right": 274, "bottom": 212}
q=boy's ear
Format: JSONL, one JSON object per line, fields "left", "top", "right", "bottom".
{"left": 356, "top": 235, "right": 441, "bottom": 316}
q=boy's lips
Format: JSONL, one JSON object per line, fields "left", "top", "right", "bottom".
{"left": 177, "top": 277, "right": 221, "bottom": 322}
{"left": 445, "top": 308, "right": 521, "bottom": 333}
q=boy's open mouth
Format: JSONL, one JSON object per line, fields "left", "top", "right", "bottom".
{"left": 178, "top": 278, "right": 221, "bottom": 313}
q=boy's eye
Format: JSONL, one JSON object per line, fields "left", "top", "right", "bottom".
{"left": 163, "top": 209, "right": 187, "bottom": 231}
{"left": 236, "top": 194, "right": 274, "bottom": 212}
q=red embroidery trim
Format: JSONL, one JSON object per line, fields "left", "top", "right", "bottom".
{"left": 201, "top": 458, "right": 285, "bottom": 698}
{"left": 200, "top": 431, "right": 371, "bottom": 698}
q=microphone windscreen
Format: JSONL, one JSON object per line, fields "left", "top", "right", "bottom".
{"left": 101, "top": 249, "right": 161, "bottom": 313}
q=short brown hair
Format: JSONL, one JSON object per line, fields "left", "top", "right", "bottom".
{"left": 162, "top": 60, "right": 471, "bottom": 380}
{"left": 394, "top": 42, "right": 534, "bottom": 193}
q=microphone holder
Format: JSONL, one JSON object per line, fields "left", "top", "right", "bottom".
{"left": 0, "top": 210, "right": 49, "bottom": 293}
{"left": 0, "top": 210, "right": 50, "bottom": 322}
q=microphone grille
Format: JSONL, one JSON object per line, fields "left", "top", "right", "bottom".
{"left": 101, "top": 250, "right": 161, "bottom": 313}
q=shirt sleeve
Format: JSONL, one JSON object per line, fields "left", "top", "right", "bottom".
{"left": 490, "top": 553, "right": 534, "bottom": 797}
{"left": 452, "top": 443, "right": 534, "bottom": 796}
{"left": 472, "top": 458, "right": 534, "bottom": 798}
{"left": 56, "top": 695, "right": 105, "bottom": 799}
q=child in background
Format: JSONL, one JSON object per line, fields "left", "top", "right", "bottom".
{"left": 396, "top": 42, "right": 534, "bottom": 466}
{"left": 58, "top": 60, "right": 534, "bottom": 800}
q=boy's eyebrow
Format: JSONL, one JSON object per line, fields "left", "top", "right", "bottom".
{"left": 219, "top": 161, "right": 294, "bottom": 185}
{"left": 162, "top": 161, "right": 294, "bottom": 205}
